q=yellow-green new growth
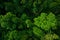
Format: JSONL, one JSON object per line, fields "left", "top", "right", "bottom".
{"left": 34, "top": 12, "right": 57, "bottom": 31}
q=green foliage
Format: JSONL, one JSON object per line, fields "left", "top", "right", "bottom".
{"left": 4, "top": 30, "right": 28, "bottom": 40}
{"left": 21, "top": 13, "right": 29, "bottom": 21}
{"left": 4, "top": 30, "right": 18, "bottom": 40}
{"left": 57, "top": 14, "right": 60, "bottom": 26}
{"left": 44, "top": 33, "right": 59, "bottom": 40}
{"left": 34, "top": 12, "right": 57, "bottom": 30}
{"left": 20, "top": 0, "right": 26, "bottom": 4}
{"left": 25, "top": 19, "right": 32, "bottom": 28}
{"left": 55, "top": 0, "right": 60, "bottom": 4}
{"left": 4, "top": 2, "right": 15, "bottom": 12}
{"left": 1, "top": 12, "right": 21, "bottom": 30}
{"left": 49, "top": 2, "right": 58, "bottom": 8}
{"left": 33, "top": 27, "right": 45, "bottom": 37}
{"left": 0, "top": 15, "right": 2, "bottom": 23}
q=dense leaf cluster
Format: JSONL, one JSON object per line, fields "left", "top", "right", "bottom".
{"left": 34, "top": 12, "right": 56, "bottom": 30}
